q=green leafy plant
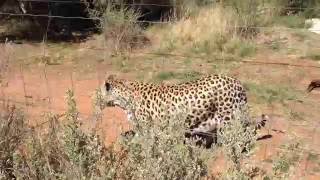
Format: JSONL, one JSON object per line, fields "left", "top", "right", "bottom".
{"left": 0, "top": 106, "right": 25, "bottom": 179}
{"left": 118, "top": 109, "right": 212, "bottom": 180}
{"left": 217, "top": 108, "right": 258, "bottom": 179}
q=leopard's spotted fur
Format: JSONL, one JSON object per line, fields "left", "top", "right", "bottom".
{"left": 100, "top": 74, "right": 267, "bottom": 141}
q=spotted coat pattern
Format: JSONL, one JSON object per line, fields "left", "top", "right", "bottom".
{"left": 100, "top": 74, "right": 250, "bottom": 135}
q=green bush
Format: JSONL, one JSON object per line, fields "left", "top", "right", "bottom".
{"left": 219, "top": 0, "right": 270, "bottom": 36}
{"left": 218, "top": 108, "right": 257, "bottom": 179}
{"left": 273, "top": 15, "right": 308, "bottom": 28}
{"left": 11, "top": 90, "right": 114, "bottom": 179}
{"left": 86, "top": 1, "right": 147, "bottom": 53}
{"left": 118, "top": 110, "right": 211, "bottom": 180}
{"left": 1, "top": 89, "right": 212, "bottom": 179}
{"left": 0, "top": 106, "right": 26, "bottom": 179}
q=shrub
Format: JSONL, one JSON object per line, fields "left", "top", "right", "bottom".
{"left": 0, "top": 106, "right": 26, "bottom": 179}
{"left": 10, "top": 90, "right": 120, "bottom": 179}
{"left": 1, "top": 89, "right": 212, "bottom": 179}
{"left": 218, "top": 108, "right": 257, "bottom": 175}
{"left": 156, "top": 4, "right": 258, "bottom": 59}
{"left": 176, "top": 0, "right": 216, "bottom": 18}
{"left": 87, "top": 1, "right": 147, "bottom": 54}
{"left": 260, "top": 142, "right": 302, "bottom": 179}
{"left": 118, "top": 110, "right": 212, "bottom": 180}
{"left": 157, "top": 5, "right": 236, "bottom": 53}
{"left": 278, "top": 0, "right": 320, "bottom": 18}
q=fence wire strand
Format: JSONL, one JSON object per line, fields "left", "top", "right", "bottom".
{"left": 14, "top": 0, "right": 320, "bottom": 10}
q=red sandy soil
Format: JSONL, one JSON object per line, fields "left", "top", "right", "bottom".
{"left": 0, "top": 39, "right": 320, "bottom": 180}
{"left": 1, "top": 59, "right": 320, "bottom": 179}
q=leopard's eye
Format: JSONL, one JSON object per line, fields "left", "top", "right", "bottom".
{"left": 105, "top": 82, "right": 112, "bottom": 91}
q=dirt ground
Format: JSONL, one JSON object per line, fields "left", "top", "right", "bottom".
{"left": 1, "top": 39, "right": 320, "bottom": 179}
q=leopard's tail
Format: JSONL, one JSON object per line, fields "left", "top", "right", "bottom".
{"left": 254, "top": 114, "right": 269, "bottom": 131}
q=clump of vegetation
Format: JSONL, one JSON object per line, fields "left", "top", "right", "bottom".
{"left": 87, "top": 1, "right": 147, "bottom": 54}
{"left": 276, "top": 0, "right": 320, "bottom": 18}
{"left": 243, "top": 82, "right": 302, "bottom": 105}
{"left": 177, "top": 0, "right": 216, "bottom": 18}
{"left": 220, "top": 0, "right": 274, "bottom": 35}
{"left": 11, "top": 90, "right": 114, "bottom": 179}
{"left": 305, "top": 51, "right": 320, "bottom": 61}
{"left": 3, "top": 18, "right": 41, "bottom": 40}
{"left": 261, "top": 142, "right": 303, "bottom": 179}
{"left": 169, "top": 5, "right": 232, "bottom": 53}
{"left": 0, "top": 105, "right": 26, "bottom": 179}
{"left": 118, "top": 108, "right": 212, "bottom": 179}
{"left": 1, "top": 89, "right": 212, "bottom": 179}
{"left": 102, "top": 7, "right": 146, "bottom": 53}
{"left": 272, "top": 142, "right": 302, "bottom": 175}
{"left": 154, "top": 0, "right": 276, "bottom": 60}
{"left": 217, "top": 108, "right": 258, "bottom": 179}
{"left": 273, "top": 15, "right": 309, "bottom": 28}
{"left": 153, "top": 70, "right": 202, "bottom": 83}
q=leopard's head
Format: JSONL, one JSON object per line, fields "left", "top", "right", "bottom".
{"left": 100, "top": 75, "right": 135, "bottom": 110}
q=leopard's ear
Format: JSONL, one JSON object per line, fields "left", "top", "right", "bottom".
{"left": 104, "top": 74, "right": 116, "bottom": 92}
{"left": 107, "top": 74, "right": 116, "bottom": 81}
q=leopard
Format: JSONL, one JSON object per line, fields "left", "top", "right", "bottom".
{"left": 99, "top": 74, "right": 268, "bottom": 147}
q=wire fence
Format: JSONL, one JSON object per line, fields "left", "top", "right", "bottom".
{"left": 1, "top": 3, "right": 320, "bottom": 177}
{"left": 12, "top": 0, "right": 320, "bottom": 10}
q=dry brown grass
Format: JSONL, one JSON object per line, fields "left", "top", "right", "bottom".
{"left": 155, "top": 6, "right": 237, "bottom": 51}
{"left": 151, "top": 5, "right": 257, "bottom": 60}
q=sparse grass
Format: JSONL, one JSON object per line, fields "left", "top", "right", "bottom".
{"left": 292, "top": 30, "right": 311, "bottom": 41}
{"left": 224, "top": 38, "right": 257, "bottom": 58}
{"left": 210, "top": 61, "right": 239, "bottom": 75}
{"left": 287, "top": 109, "right": 305, "bottom": 121}
{"left": 273, "top": 16, "right": 309, "bottom": 28}
{"left": 305, "top": 51, "right": 320, "bottom": 61}
{"left": 267, "top": 142, "right": 302, "bottom": 179}
{"left": 183, "top": 58, "right": 192, "bottom": 65}
{"left": 243, "top": 82, "right": 303, "bottom": 105}
{"left": 153, "top": 70, "right": 202, "bottom": 83}
{"left": 32, "top": 56, "right": 63, "bottom": 66}
{"left": 307, "top": 152, "right": 319, "bottom": 163}
{"left": 269, "top": 40, "right": 282, "bottom": 51}
{"left": 112, "top": 55, "right": 134, "bottom": 73}
{"left": 154, "top": 71, "right": 176, "bottom": 82}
